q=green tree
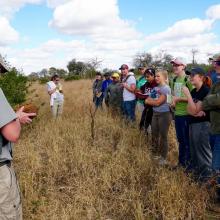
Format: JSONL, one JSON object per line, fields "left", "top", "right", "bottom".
{"left": 0, "top": 68, "right": 28, "bottom": 107}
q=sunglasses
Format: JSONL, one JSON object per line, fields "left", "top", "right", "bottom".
{"left": 172, "top": 63, "right": 183, "bottom": 67}
{"left": 213, "top": 61, "right": 220, "bottom": 66}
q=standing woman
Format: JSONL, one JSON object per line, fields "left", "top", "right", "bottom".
{"left": 136, "top": 68, "right": 157, "bottom": 133}
{"left": 182, "top": 67, "right": 212, "bottom": 181}
{"left": 145, "top": 70, "right": 172, "bottom": 165}
{"left": 47, "top": 74, "right": 64, "bottom": 118}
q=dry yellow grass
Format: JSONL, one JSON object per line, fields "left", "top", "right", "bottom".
{"left": 14, "top": 79, "right": 210, "bottom": 220}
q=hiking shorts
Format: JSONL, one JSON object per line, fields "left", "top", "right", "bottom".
{"left": 0, "top": 164, "right": 22, "bottom": 219}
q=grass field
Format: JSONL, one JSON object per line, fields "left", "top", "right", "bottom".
{"left": 14, "top": 79, "right": 211, "bottom": 219}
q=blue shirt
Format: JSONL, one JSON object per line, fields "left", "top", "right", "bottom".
{"left": 102, "top": 79, "right": 112, "bottom": 93}
{"left": 206, "top": 70, "right": 220, "bottom": 84}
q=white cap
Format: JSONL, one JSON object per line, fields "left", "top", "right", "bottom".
{"left": 170, "top": 57, "right": 187, "bottom": 66}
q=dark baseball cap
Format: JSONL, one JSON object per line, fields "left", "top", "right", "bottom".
{"left": 119, "top": 64, "right": 129, "bottom": 70}
{"left": 186, "top": 67, "right": 205, "bottom": 76}
{"left": 138, "top": 64, "right": 146, "bottom": 69}
{"left": 144, "top": 68, "right": 155, "bottom": 76}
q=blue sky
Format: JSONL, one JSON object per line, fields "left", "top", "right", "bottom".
{"left": 1, "top": 0, "right": 220, "bottom": 73}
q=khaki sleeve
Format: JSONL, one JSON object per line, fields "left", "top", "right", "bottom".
{"left": 202, "top": 93, "right": 220, "bottom": 111}
{"left": 0, "top": 89, "right": 17, "bottom": 128}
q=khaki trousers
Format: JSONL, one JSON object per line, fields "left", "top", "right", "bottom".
{"left": 0, "top": 164, "right": 22, "bottom": 220}
{"left": 51, "top": 99, "right": 64, "bottom": 118}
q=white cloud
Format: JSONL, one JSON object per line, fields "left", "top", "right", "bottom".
{"left": 144, "top": 4, "right": 220, "bottom": 64}
{"left": 4, "top": 37, "right": 143, "bottom": 74}
{"left": 0, "top": 16, "right": 19, "bottom": 45}
{"left": 49, "top": 0, "right": 140, "bottom": 40}
{"left": 46, "top": 0, "right": 69, "bottom": 8}
{"left": 206, "top": 4, "right": 220, "bottom": 21}
{"left": 0, "top": 0, "right": 43, "bottom": 18}
{"left": 145, "top": 18, "right": 213, "bottom": 42}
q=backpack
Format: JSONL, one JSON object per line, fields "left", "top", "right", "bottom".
{"left": 172, "top": 76, "right": 190, "bottom": 89}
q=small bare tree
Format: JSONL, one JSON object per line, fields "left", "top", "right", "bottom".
{"left": 191, "top": 49, "right": 199, "bottom": 65}
{"left": 88, "top": 57, "right": 103, "bottom": 70}
{"left": 88, "top": 103, "right": 97, "bottom": 144}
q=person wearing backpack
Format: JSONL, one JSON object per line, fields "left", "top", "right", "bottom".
{"left": 206, "top": 54, "right": 220, "bottom": 84}
{"left": 170, "top": 57, "right": 193, "bottom": 168}
{"left": 120, "top": 64, "right": 136, "bottom": 122}
{"left": 182, "top": 67, "right": 212, "bottom": 181}
{"left": 0, "top": 88, "right": 36, "bottom": 219}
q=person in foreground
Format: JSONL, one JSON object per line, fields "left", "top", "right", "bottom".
{"left": 0, "top": 88, "right": 36, "bottom": 219}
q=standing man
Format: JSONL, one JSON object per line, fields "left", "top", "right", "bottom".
{"left": 92, "top": 72, "right": 103, "bottom": 109}
{"left": 0, "top": 88, "right": 36, "bottom": 219}
{"left": 207, "top": 54, "right": 220, "bottom": 84}
{"left": 102, "top": 72, "right": 112, "bottom": 106}
{"left": 120, "top": 64, "right": 136, "bottom": 122}
{"left": 170, "top": 57, "right": 193, "bottom": 168}
{"left": 105, "top": 72, "right": 123, "bottom": 116}
{"left": 136, "top": 65, "right": 147, "bottom": 113}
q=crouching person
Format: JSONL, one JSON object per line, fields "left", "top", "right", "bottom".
{"left": 0, "top": 88, "right": 36, "bottom": 219}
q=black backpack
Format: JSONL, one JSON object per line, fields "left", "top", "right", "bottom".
{"left": 172, "top": 76, "right": 190, "bottom": 90}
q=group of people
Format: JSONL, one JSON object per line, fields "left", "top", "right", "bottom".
{"left": 1, "top": 54, "right": 220, "bottom": 219}
{"left": 93, "top": 55, "right": 220, "bottom": 186}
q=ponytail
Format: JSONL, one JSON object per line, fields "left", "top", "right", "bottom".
{"left": 203, "top": 76, "right": 212, "bottom": 88}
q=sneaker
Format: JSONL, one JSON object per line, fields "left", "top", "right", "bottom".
{"left": 153, "top": 155, "right": 160, "bottom": 160}
{"left": 158, "top": 158, "right": 168, "bottom": 166}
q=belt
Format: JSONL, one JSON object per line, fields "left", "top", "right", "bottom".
{"left": 0, "top": 160, "right": 11, "bottom": 167}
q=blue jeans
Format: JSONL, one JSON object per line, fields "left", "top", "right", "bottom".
{"left": 94, "top": 94, "right": 104, "bottom": 109}
{"left": 123, "top": 100, "right": 136, "bottom": 122}
{"left": 210, "top": 134, "right": 220, "bottom": 172}
{"left": 175, "top": 115, "right": 191, "bottom": 168}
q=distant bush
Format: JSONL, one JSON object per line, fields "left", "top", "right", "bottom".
{"left": 39, "top": 77, "right": 50, "bottom": 84}
{"left": 0, "top": 69, "right": 28, "bottom": 107}
{"left": 64, "top": 75, "right": 81, "bottom": 81}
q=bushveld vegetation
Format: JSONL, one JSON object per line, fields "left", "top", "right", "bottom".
{"left": 13, "top": 80, "right": 214, "bottom": 220}
{"left": 0, "top": 69, "right": 28, "bottom": 107}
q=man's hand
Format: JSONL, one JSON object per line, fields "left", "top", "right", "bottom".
{"left": 16, "top": 106, "right": 36, "bottom": 125}
{"left": 122, "top": 82, "right": 128, "bottom": 88}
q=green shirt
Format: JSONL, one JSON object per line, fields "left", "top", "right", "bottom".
{"left": 136, "top": 76, "right": 147, "bottom": 104}
{"left": 171, "top": 75, "right": 193, "bottom": 116}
